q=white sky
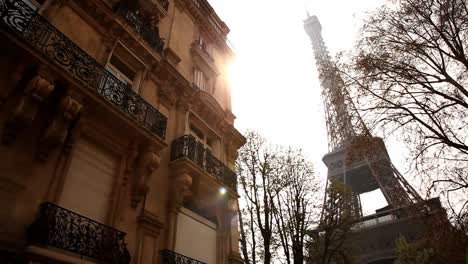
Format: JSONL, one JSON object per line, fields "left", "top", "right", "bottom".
{"left": 208, "top": 0, "right": 398, "bottom": 214}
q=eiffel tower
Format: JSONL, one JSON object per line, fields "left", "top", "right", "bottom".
{"left": 304, "top": 14, "right": 443, "bottom": 263}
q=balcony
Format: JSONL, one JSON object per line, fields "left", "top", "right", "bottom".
{"left": 161, "top": 249, "right": 206, "bottom": 264}
{"left": 0, "top": 0, "right": 167, "bottom": 139}
{"left": 351, "top": 198, "right": 442, "bottom": 231}
{"left": 171, "top": 135, "right": 237, "bottom": 191}
{"left": 117, "top": 4, "right": 165, "bottom": 54}
{"left": 28, "top": 202, "right": 130, "bottom": 264}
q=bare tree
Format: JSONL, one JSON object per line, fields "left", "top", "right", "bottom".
{"left": 237, "top": 131, "right": 280, "bottom": 264}
{"left": 236, "top": 131, "right": 321, "bottom": 264}
{"left": 272, "top": 148, "right": 320, "bottom": 264}
{"left": 339, "top": 0, "right": 468, "bottom": 229}
{"left": 306, "top": 180, "right": 357, "bottom": 264}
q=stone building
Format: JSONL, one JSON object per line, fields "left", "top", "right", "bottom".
{"left": 0, "top": 0, "right": 245, "bottom": 263}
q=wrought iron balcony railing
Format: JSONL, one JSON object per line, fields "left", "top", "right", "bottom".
{"left": 117, "top": 4, "right": 165, "bottom": 54}
{"left": 28, "top": 202, "right": 130, "bottom": 264}
{"left": 171, "top": 135, "right": 237, "bottom": 191}
{"left": 0, "top": 0, "right": 167, "bottom": 139}
{"left": 161, "top": 249, "right": 206, "bottom": 264}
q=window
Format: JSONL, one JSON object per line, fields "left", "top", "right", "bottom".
{"left": 190, "top": 125, "right": 215, "bottom": 152}
{"left": 107, "top": 54, "right": 136, "bottom": 86}
{"left": 105, "top": 43, "right": 145, "bottom": 89}
{"left": 195, "top": 30, "right": 212, "bottom": 56}
{"left": 193, "top": 68, "right": 210, "bottom": 93}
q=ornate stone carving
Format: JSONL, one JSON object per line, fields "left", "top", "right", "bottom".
{"left": 173, "top": 173, "right": 192, "bottom": 205}
{"left": 157, "top": 81, "right": 178, "bottom": 107}
{"left": 2, "top": 75, "right": 55, "bottom": 145}
{"left": 128, "top": 144, "right": 161, "bottom": 208}
{"left": 37, "top": 95, "right": 82, "bottom": 161}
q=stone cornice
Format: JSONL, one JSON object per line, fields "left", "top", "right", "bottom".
{"left": 138, "top": 209, "right": 165, "bottom": 235}
{"left": 175, "top": 0, "right": 232, "bottom": 54}
{"left": 224, "top": 125, "right": 246, "bottom": 163}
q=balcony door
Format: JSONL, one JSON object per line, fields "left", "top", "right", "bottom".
{"left": 59, "top": 138, "right": 117, "bottom": 223}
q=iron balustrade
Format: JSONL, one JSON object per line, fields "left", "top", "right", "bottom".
{"left": 0, "top": 0, "right": 167, "bottom": 139}
{"left": 351, "top": 198, "right": 442, "bottom": 231}
{"left": 161, "top": 249, "right": 207, "bottom": 264}
{"left": 28, "top": 202, "right": 130, "bottom": 264}
{"left": 171, "top": 135, "right": 237, "bottom": 191}
{"left": 117, "top": 5, "right": 164, "bottom": 54}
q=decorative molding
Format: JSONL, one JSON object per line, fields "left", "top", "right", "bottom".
{"left": 2, "top": 74, "right": 55, "bottom": 145}
{"left": 37, "top": 95, "right": 82, "bottom": 161}
{"left": 152, "top": 63, "right": 196, "bottom": 109}
{"left": 138, "top": 209, "right": 165, "bottom": 235}
{"left": 163, "top": 47, "right": 182, "bottom": 67}
{"left": 157, "top": 80, "right": 179, "bottom": 108}
{"left": 176, "top": 0, "right": 231, "bottom": 53}
{"left": 224, "top": 126, "right": 246, "bottom": 164}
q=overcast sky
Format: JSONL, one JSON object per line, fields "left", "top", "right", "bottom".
{"left": 208, "top": 0, "right": 392, "bottom": 214}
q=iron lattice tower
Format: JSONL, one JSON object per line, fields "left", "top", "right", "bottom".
{"left": 303, "top": 15, "right": 422, "bottom": 221}
{"left": 304, "top": 15, "right": 370, "bottom": 151}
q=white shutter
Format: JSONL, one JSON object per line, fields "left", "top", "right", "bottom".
{"left": 59, "top": 138, "right": 117, "bottom": 223}
{"left": 175, "top": 208, "right": 217, "bottom": 264}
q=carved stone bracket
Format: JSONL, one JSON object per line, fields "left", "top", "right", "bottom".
{"left": 37, "top": 95, "right": 82, "bottom": 161}
{"left": 2, "top": 75, "right": 55, "bottom": 145}
{"left": 173, "top": 172, "right": 193, "bottom": 206}
{"left": 127, "top": 143, "right": 161, "bottom": 208}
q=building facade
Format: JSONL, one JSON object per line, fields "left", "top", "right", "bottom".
{"left": 0, "top": 0, "right": 245, "bottom": 263}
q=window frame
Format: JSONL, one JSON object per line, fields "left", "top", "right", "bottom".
{"left": 105, "top": 42, "right": 147, "bottom": 91}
